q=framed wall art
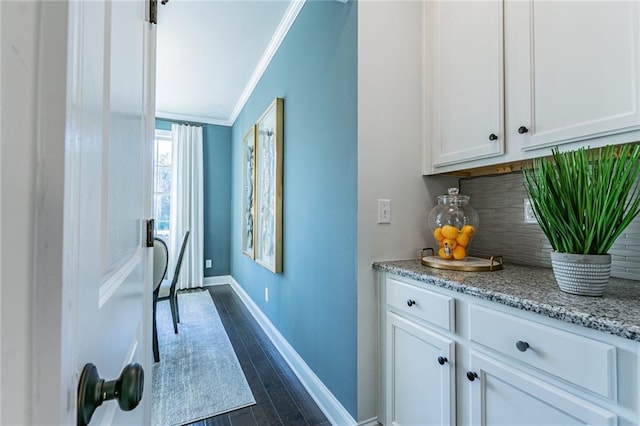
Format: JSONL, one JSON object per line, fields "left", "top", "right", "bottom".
{"left": 241, "top": 125, "right": 257, "bottom": 258}
{"left": 254, "top": 98, "right": 283, "bottom": 273}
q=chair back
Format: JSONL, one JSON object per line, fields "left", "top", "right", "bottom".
{"left": 169, "top": 231, "right": 190, "bottom": 294}
{"left": 152, "top": 238, "right": 168, "bottom": 291}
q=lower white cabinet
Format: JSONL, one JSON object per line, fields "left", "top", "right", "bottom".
{"left": 468, "top": 351, "right": 616, "bottom": 426}
{"left": 381, "top": 273, "right": 639, "bottom": 426}
{"left": 386, "top": 312, "right": 455, "bottom": 426}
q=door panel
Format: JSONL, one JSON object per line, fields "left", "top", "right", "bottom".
{"left": 469, "top": 351, "right": 616, "bottom": 426}
{"left": 518, "top": 1, "right": 640, "bottom": 150}
{"left": 65, "top": 0, "right": 152, "bottom": 424}
{"left": 386, "top": 312, "right": 455, "bottom": 426}
{"left": 431, "top": 0, "right": 504, "bottom": 166}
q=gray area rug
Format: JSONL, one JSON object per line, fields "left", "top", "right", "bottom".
{"left": 152, "top": 290, "right": 256, "bottom": 425}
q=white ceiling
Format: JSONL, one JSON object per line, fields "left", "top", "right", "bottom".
{"left": 155, "top": 0, "right": 299, "bottom": 126}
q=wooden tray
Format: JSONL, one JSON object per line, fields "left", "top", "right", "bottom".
{"left": 420, "top": 248, "right": 503, "bottom": 272}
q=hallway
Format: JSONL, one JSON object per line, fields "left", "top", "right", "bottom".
{"left": 190, "top": 285, "right": 330, "bottom": 425}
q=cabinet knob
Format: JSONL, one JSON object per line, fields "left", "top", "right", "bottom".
{"left": 407, "top": 299, "right": 416, "bottom": 307}
{"left": 489, "top": 133, "right": 498, "bottom": 141}
{"left": 466, "top": 371, "right": 478, "bottom": 382}
{"left": 518, "top": 126, "right": 529, "bottom": 134}
{"left": 437, "top": 356, "right": 448, "bottom": 365}
{"left": 516, "top": 340, "right": 530, "bottom": 352}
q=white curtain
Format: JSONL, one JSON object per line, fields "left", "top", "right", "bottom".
{"left": 169, "top": 123, "right": 204, "bottom": 289}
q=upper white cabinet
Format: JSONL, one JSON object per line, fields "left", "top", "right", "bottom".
{"left": 425, "top": 1, "right": 640, "bottom": 174}
{"left": 428, "top": 1, "right": 505, "bottom": 166}
{"left": 512, "top": 1, "right": 640, "bottom": 151}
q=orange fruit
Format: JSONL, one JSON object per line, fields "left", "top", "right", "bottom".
{"left": 441, "top": 225, "right": 459, "bottom": 240}
{"left": 438, "top": 247, "right": 453, "bottom": 259}
{"left": 461, "top": 225, "right": 476, "bottom": 237}
{"left": 456, "top": 233, "right": 470, "bottom": 247}
{"left": 443, "top": 238, "right": 457, "bottom": 249}
{"left": 433, "top": 227, "right": 444, "bottom": 241}
{"left": 452, "top": 245, "right": 467, "bottom": 260}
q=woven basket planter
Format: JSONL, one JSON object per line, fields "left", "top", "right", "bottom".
{"left": 550, "top": 252, "right": 611, "bottom": 297}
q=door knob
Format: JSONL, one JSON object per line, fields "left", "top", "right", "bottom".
{"left": 407, "top": 299, "right": 416, "bottom": 307}
{"left": 488, "top": 133, "right": 498, "bottom": 141}
{"left": 437, "top": 356, "right": 448, "bottom": 365}
{"left": 518, "top": 126, "right": 529, "bottom": 134}
{"left": 516, "top": 340, "right": 530, "bottom": 352}
{"left": 466, "top": 371, "right": 478, "bottom": 381}
{"left": 77, "top": 363, "right": 144, "bottom": 426}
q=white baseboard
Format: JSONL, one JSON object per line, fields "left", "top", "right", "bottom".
{"left": 203, "top": 275, "right": 233, "bottom": 286}
{"left": 228, "top": 276, "right": 362, "bottom": 426}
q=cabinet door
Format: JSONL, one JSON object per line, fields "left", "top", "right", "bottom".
{"left": 468, "top": 351, "right": 616, "bottom": 426}
{"left": 429, "top": 0, "right": 504, "bottom": 167}
{"left": 386, "top": 312, "right": 455, "bottom": 426}
{"left": 511, "top": 1, "right": 640, "bottom": 151}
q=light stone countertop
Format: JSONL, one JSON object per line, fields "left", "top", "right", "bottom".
{"left": 373, "top": 259, "right": 640, "bottom": 342}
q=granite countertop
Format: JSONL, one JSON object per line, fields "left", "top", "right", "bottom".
{"left": 373, "top": 259, "right": 640, "bottom": 342}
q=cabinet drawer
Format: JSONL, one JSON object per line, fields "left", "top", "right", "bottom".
{"left": 469, "top": 304, "right": 616, "bottom": 399}
{"left": 386, "top": 277, "right": 454, "bottom": 331}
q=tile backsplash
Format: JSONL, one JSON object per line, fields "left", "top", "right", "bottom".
{"left": 460, "top": 172, "right": 640, "bottom": 281}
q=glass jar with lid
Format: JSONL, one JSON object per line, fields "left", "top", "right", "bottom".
{"left": 427, "top": 188, "right": 479, "bottom": 260}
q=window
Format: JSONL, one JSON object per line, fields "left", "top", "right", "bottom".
{"left": 153, "top": 129, "right": 172, "bottom": 246}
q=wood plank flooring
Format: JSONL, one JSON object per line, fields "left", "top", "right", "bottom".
{"left": 187, "top": 285, "right": 330, "bottom": 426}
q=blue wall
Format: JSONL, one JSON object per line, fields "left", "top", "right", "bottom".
{"left": 156, "top": 119, "right": 232, "bottom": 277}
{"left": 230, "top": 1, "right": 358, "bottom": 417}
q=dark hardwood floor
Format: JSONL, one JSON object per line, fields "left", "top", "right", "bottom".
{"left": 188, "top": 285, "right": 330, "bottom": 426}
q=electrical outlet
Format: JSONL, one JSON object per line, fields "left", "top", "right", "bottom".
{"left": 205, "top": 259, "right": 212, "bottom": 268}
{"left": 524, "top": 199, "right": 537, "bottom": 224}
{"left": 265, "top": 287, "right": 269, "bottom": 302}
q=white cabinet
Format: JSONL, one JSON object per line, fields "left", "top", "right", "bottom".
{"left": 509, "top": 1, "right": 640, "bottom": 152}
{"left": 386, "top": 312, "right": 455, "bottom": 426}
{"left": 380, "top": 273, "right": 639, "bottom": 426}
{"left": 425, "top": 0, "right": 640, "bottom": 174}
{"left": 384, "top": 276, "right": 456, "bottom": 426}
{"left": 429, "top": 0, "right": 505, "bottom": 166}
{"left": 468, "top": 351, "right": 617, "bottom": 426}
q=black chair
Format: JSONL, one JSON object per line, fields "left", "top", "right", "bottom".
{"left": 154, "top": 230, "right": 190, "bottom": 336}
{"left": 152, "top": 237, "right": 169, "bottom": 363}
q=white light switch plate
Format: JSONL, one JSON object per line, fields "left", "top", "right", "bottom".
{"left": 378, "top": 199, "right": 391, "bottom": 224}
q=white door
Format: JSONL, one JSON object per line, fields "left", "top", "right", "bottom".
{"left": 468, "top": 351, "right": 616, "bottom": 426}
{"left": 511, "top": 1, "right": 640, "bottom": 151}
{"left": 64, "top": 0, "right": 155, "bottom": 424}
{"left": 386, "top": 312, "right": 455, "bottom": 426}
{"left": 429, "top": 0, "right": 505, "bottom": 167}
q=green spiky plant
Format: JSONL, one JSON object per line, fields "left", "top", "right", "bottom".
{"left": 523, "top": 144, "right": 640, "bottom": 255}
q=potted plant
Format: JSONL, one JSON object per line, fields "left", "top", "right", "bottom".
{"left": 523, "top": 144, "right": 640, "bottom": 296}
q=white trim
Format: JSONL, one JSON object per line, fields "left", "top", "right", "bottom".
{"left": 98, "top": 248, "right": 142, "bottom": 308}
{"left": 155, "top": 129, "right": 171, "bottom": 140}
{"left": 203, "top": 275, "right": 233, "bottom": 286}
{"left": 357, "top": 417, "right": 379, "bottom": 426}
{"left": 228, "top": 0, "right": 306, "bottom": 124}
{"left": 228, "top": 276, "right": 358, "bottom": 426}
{"left": 156, "top": 111, "right": 231, "bottom": 127}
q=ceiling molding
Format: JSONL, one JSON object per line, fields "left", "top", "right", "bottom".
{"left": 228, "top": 0, "right": 306, "bottom": 125}
{"left": 156, "top": 111, "right": 232, "bottom": 127}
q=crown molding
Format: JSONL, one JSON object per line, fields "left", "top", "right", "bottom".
{"left": 155, "top": 111, "right": 231, "bottom": 127}
{"left": 228, "top": 0, "right": 306, "bottom": 125}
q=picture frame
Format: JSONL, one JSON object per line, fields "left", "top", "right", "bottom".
{"left": 241, "top": 125, "right": 257, "bottom": 258}
{"left": 254, "top": 98, "right": 283, "bottom": 273}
